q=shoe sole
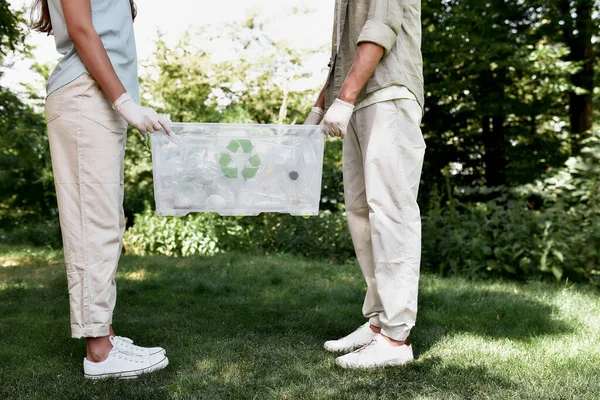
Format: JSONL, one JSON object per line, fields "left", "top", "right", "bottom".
{"left": 335, "top": 356, "right": 414, "bottom": 369}
{"left": 84, "top": 356, "right": 169, "bottom": 380}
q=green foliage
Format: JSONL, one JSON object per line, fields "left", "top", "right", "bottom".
{"left": 142, "top": 17, "right": 318, "bottom": 125}
{"left": 0, "top": 6, "right": 57, "bottom": 245}
{"left": 243, "top": 212, "right": 354, "bottom": 261}
{"left": 123, "top": 210, "right": 354, "bottom": 262}
{"left": 123, "top": 5, "right": 599, "bottom": 282}
{"left": 124, "top": 18, "right": 348, "bottom": 255}
{"left": 122, "top": 16, "right": 326, "bottom": 220}
{"left": 422, "top": 190, "right": 599, "bottom": 283}
{"left": 123, "top": 212, "right": 221, "bottom": 257}
{"left": 0, "top": 2, "right": 26, "bottom": 58}
{"left": 124, "top": 129, "right": 600, "bottom": 283}
{"left": 0, "top": 87, "right": 53, "bottom": 211}
{"left": 0, "top": 215, "right": 61, "bottom": 248}
{"left": 0, "top": 42, "right": 55, "bottom": 243}
{"left": 123, "top": 128, "right": 155, "bottom": 225}
{"left": 320, "top": 139, "right": 344, "bottom": 212}
{"left": 423, "top": 129, "right": 600, "bottom": 283}
{"left": 420, "top": 0, "right": 597, "bottom": 191}
{"left": 1, "top": 2, "right": 598, "bottom": 289}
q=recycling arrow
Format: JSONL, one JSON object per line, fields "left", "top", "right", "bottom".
{"left": 219, "top": 139, "right": 261, "bottom": 180}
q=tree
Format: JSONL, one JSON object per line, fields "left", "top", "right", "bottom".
{"left": 0, "top": 5, "right": 55, "bottom": 236}
{"left": 420, "top": 0, "right": 581, "bottom": 193}
{"left": 0, "top": 1, "right": 26, "bottom": 57}
{"left": 552, "top": 0, "right": 597, "bottom": 155}
{"left": 143, "top": 17, "right": 318, "bottom": 125}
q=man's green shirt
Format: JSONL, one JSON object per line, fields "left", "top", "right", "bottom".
{"left": 325, "top": 0, "right": 425, "bottom": 111}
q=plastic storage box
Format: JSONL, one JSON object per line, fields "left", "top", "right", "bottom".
{"left": 151, "top": 123, "right": 325, "bottom": 216}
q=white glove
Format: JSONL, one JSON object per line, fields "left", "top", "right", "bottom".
{"left": 112, "top": 93, "right": 172, "bottom": 136}
{"left": 322, "top": 98, "right": 354, "bottom": 138}
{"left": 304, "top": 107, "right": 325, "bottom": 125}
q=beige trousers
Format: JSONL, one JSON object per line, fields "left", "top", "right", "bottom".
{"left": 344, "top": 98, "right": 425, "bottom": 341}
{"left": 46, "top": 74, "right": 128, "bottom": 339}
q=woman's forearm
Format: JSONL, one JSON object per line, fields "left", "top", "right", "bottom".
{"left": 61, "top": 0, "right": 126, "bottom": 103}
{"left": 70, "top": 28, "right": 127, "bottom": 103}
{"left": 315, "top": 82, "right": 328, "bottom": 109}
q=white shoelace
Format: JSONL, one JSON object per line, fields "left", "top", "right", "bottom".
{"left": 110, "top": 337, "right": 145, "bottom": 361}
{"left": 112, "top": 336, "right": 146, "bottom": 355}
{"left": 115, "top": 336, "right": 134, "bottom": 344}
{"left": 113, "top": 351, "right": 144, "bottom": 364}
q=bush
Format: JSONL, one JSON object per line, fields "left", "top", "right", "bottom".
{"left": 0, "top": 213, "right": 62, "bottom": 248}
{"left": 124, "top": 144, "right": 599, "bottom": 282}
{"left": 320, "top": 139, "right": 344, "bottom": 212}
{"left": 123, "top": 210, "right": 355, "bottom": 262}
{"left": 422, "top": 191, "right": 600, "bottom": 283}
{"left": 124, "top": 131, "right": 599, "bottom": 283}
{"left": 250, "top": 212, "right": 354, "bottom": 262}
{"left": 422, "top": 131, "right": 600, "bottom": 283}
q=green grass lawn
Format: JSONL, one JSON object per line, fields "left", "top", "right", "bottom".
{"left": 1, "top": 245, "right": 599, "bottom": 400}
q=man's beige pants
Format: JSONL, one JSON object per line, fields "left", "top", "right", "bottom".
{"left": 46, "top": 74, "right": 128, "bottom": 339}
{"left": 344, "top": 98, "right": 425, "bottom": 341}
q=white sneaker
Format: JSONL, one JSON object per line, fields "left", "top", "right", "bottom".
{"left": 113, "top": 336, "right": 166, "bottom": 356}
{"left": 335, "top": 334, "right": 414, "bottom": 369}
{"left": 84, "top": 337, "right": 169, "bottom": 380}
{"left": 323, "top": 322, "right": 377, "bottom": 353}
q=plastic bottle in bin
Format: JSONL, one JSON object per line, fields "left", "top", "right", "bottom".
{"left": 152, "top": 123, "right": 324, "bottom": 216}
{"left": 174, "top": 183, "right": 204, "bottom": 209}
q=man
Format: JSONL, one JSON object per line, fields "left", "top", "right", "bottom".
{"left": 305, "top": 0, "right": 425, "bottom": 369}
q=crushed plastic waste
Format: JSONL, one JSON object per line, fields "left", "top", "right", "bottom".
{"left": 151, "top": 123, "right": 325, "bottom": 217}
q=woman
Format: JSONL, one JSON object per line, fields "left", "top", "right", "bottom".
{"left": 32, "top": 0, "right": 170, "bottom": 379}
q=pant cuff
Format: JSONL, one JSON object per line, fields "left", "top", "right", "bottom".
{"left": 380, "top": 325, "right": 411, "bottom": 342}
{"left": 71, "top": 324, "right": 111, "bottom": 339}
{"left": 368, "top": 315, "right": 382, "bottom": 328}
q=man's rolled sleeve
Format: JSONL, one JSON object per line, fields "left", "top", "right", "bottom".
{"left": 356, "top": 0, "right": 403, "bottom": 55}
{"left": 357, "top": 20, "right": 398, "bottom": 55}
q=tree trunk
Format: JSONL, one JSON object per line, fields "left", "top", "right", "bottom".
{"left": 483, "top": 114, "right": 507, "bottom": 187}
{"left": 558, "top": 0, "right": 595, "bottom": 155}
{"left": 480, "top": 67, "right": 508, "bottom": 187}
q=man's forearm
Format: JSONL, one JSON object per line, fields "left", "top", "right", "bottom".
{"left": 338, "top": 42, "right": 384, "bottom": 104}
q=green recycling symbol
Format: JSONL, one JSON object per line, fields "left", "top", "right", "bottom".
{"left": 219, "top": 139, "right": 261, "bottom": 180}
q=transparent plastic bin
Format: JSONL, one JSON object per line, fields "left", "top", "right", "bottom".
{"left": 151, "top": 123, "right": 325, "bottom": 216}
